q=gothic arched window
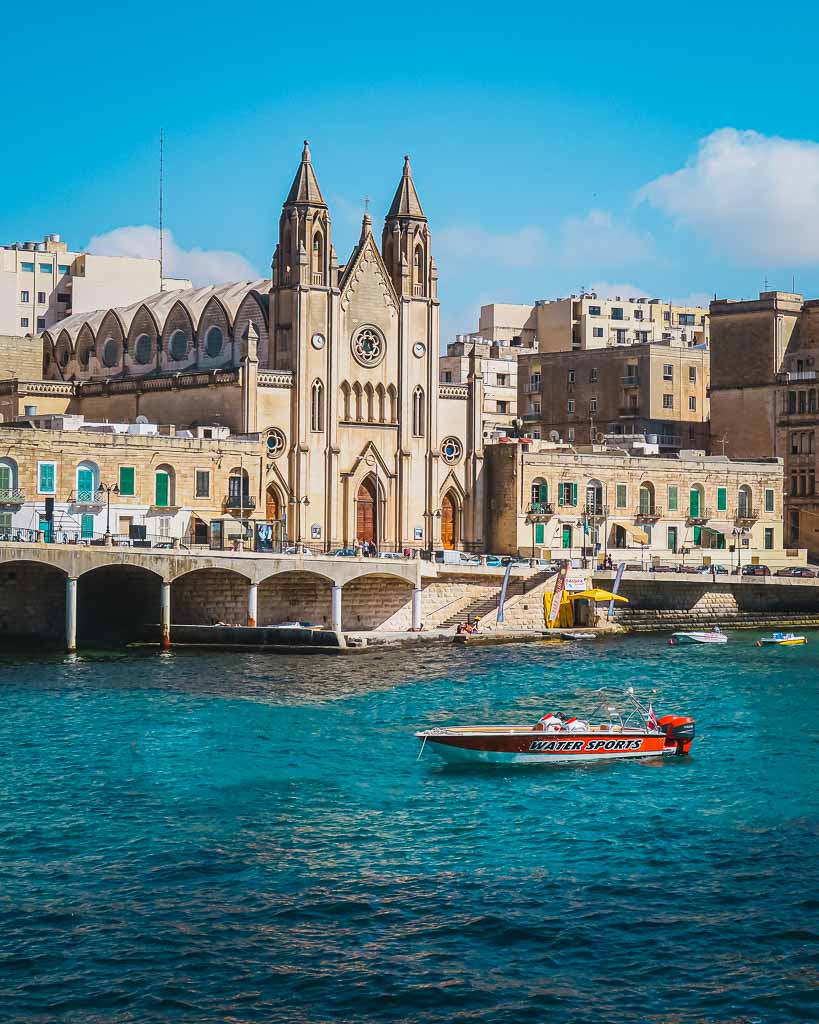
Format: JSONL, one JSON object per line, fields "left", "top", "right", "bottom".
{"left": 311, "top": 378, "right": 324, "bottom": 432}
{"left": 413, "top": 245, "right": 425, "bottom": 296}
{"left": 312, "top": 231, "right": 324, "bottom": 286}
{"left": 412, "top": 386, "right": 425, "bottom": 437}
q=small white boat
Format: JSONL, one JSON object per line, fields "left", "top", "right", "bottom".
{"left": 670, "top": 631, "right": 728, "bottom": 645}
{"left": 757, "top": 632, "right": 807, "bottom": 647}
{"left": 560, "top": 632, "right": 597, "bottom": 640}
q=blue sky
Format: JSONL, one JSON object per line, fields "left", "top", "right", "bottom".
{"left": 4, "top": 0, "right": 819, "bottom": 340}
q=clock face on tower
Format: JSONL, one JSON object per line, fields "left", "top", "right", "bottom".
{"left": 412, "top": 341, "right": 426, "bottom": 358}
{"left": 311, "top": 333, "right": 326, "bottom": 350}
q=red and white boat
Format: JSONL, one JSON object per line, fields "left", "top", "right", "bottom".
{"left": 415, "top": 689, "right": 695, "bottom": 765}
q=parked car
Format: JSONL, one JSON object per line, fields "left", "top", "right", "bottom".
{"left": 329, "top": 547, "right": 357, "bottom": 557}
{"left": 284, "top": 544, "right": 314, "bottom": 556}
{"left": 733, "top": 564, "right": 771, "bottom": 576}
{"left": 649, "top": 563, "right": 677, "bottom": 573}
{"left": 485, "top": 555, "right": 504, "bottom": 567}
{"left": 693, "top": 564, "right": 729, "bottom": 575}
{"left": 774, "top": 566, "right": 817, "bottom": 578}
{"left": 380, "top": 551, "right": 405, "bottom": 560}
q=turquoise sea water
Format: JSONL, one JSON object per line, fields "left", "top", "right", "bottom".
{"left": 0, "top": 635, "right": 817, "bottom": 1024}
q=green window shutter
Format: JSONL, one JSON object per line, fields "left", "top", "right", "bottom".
{"left": 668, "top": 486, "right": 678, "bottom": 512}
{"left": 81, "top": 514, "right": 94, "bottom": 540}
{"left": 0, "top": 466, "right": 9, "bottom": 491}
{"left": 693, "top": 526, "right": 702, "bottom": 545}
{"left": 717, "top": 487, "right": 727, "bottom": 512}
{"left": 39, "top": 463, "right": 54, "bottom": 493}
{"left": 616, "top": 483, "right": 627, "bottom": 508}
{"left": 639, "top": 488, "right": 650, "bottom": 514}
{"left": 571, "top": 482, "right": 577, "bottom": 506}
{"left": 155, "top": 472, "right": 169, "bottom": 507}
{"left": 539, "top": 482, "right": 548, "bottom": 503}
{"left": 77, "top": 468, "right": 94, "bottom": 499}
{"left": 765, "top": 488, "right": 774, "bottom": 513}
{"left": 689, "top": 489, "right": 700, "bottom": 517}
{"left": 119, "top": 466, "right": 135, "bottom": 497}
{"left": 535, "top": 523, "right": 545, "bottom": 544}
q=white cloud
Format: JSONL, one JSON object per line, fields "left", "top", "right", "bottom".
{"left": 560, "top": 209, "right": 654, "bottom": 267}
{"left": 638, "top": 127, "right": 819, "bottom": 265}
{"left": 86, "top": 226, "right": 260, "bottom": 286}
{"left": 588, "top": 281, "right": 649, "bottom": 300}
{"left": 436, "top": 225, "right": 548, "bottom": 269}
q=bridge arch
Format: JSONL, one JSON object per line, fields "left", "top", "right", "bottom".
{"left": 0, "top": 559, "right": 67, "bottom": 647}
{"left": 170, "top": 566, "right": 252, "bottom": 625}
{"left": 77, "top": 563, "right": 163, "bottom": 647}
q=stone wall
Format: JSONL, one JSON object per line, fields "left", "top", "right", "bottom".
{"left": 342, "top": 576, "right": 413, "bottom": 630}
{"left": 0, "top": 561, "right": 65, "bottom": 643}
{"left": 258, "top": 572, "right": 332, "bottom": 626}
{"left": 0, "top": 334, "right": 44, "bottom": 382}
{"left": 172, "top": 568, "right": 249, "bottom": 625}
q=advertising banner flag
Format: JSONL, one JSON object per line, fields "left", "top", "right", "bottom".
{"left": 547, "top": 562, "right": 569, "bottom": 627}
{"left": 608, "top": 562, "right": 626, "bottom": 619}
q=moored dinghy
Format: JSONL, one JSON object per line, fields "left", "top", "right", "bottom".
{"left": 670, "top": 628, "right": 727, "bottom": 645}
{"left": 416, "top": 688, "right": 695, "bottom": 765}
{"left": 757, "top": 632, "right": 807, "bottom": 647}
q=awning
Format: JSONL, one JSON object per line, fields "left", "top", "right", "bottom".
{"left": 701, "top": 526, "right": 723, "bottom": 538}
{"left": 612, "top": 521, "right": 649, "bottom": 544}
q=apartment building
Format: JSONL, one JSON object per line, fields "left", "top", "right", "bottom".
{"left": 709, "top": 290, "right": 819, "bottom": 556}
{"left": 485, "top": 440, "right": 790, "bottom": 566}
{"left": 468, "top": 303, "right": 538, "bottom": 346}
{"left": 440, "top": 334, "right": 535, "bottom": 439}
{"left": 534, "top": 293, "right": 709, "bottom": 353}
{"left": 0, "top": 234, "right": 190, "bottom": 337}
{"left": 517, "top": 343, "right": 710, "bottom": 450}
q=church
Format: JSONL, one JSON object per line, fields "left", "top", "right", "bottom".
{"left": 36, "top": 143, "right": 486, "bottom": 552}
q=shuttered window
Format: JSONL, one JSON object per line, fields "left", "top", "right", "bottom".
{"left": 38, "top": 462, "right": 55, "bottom": 494}
{"left": 717, "top": 487, "right": 727, "bottom": 512}
{"left": 119, "top": 466, "right": 135, "bottom": 497}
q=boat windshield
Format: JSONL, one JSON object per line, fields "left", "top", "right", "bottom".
{"left": 588, "top": 688, "right": 657, "bottom": 731}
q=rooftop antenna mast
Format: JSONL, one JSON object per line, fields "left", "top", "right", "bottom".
{"left": 159, "top": 127, "right": 165, "bottom": 292}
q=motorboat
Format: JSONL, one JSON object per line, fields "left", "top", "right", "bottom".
{"left": 415, "top": 688, "right": 695, "bottom": 765}
{"left": 669, "top": 630, "right": 728, "bottom": 645}
{"left": 757, "top": 632, "right": 807, "bottom": 647}
{"left": 560, "top": 631, "right": 597, "bottom": 640}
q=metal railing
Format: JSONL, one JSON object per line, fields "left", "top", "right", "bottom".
{"left": 619, "top": 406, "right": 640, "bottom": 416}
{"left": 733, "top": 507, "right": 759, "bottom": 522}
{"left": 527, "top": 502, "right": 555, "bottom": 517}
{"left": 224, "top": 494, "right": 257, "bottom": 510}
{"left": 621, "top": 375, "right": 640, "bottom": 387}
{"left": 69, "top": 489, "right": 104, "bottom": 506}
{"left": 0, "top": 488, "right": 25, "bottom": 504}
{"left": 686, "top": 506, "right": 713, "bottom": 521}
{"left": 584, "top": 504, "right": 610, "bottom": 518}
{"left": 635, "top": 505, "right": 663, "bottom": 518}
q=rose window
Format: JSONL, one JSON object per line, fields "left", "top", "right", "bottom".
{"left": 441, "top": 437, "right": 463, "bottom": 465}
{"left": 265, "top": 429, "right": 286, "bottom": 458}
{"left": 351, "top": 326, "right": 385, "bottom": 367}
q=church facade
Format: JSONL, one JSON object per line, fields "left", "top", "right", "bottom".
{"left": 34, "top": 144, "right": 486, "bottom": 552}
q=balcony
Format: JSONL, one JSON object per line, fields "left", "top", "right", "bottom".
{"left": 522, "top": 412, "right": 542, "bottom": 422}
{"left": 635, "top": 505, "right": 663, "bottom": 520}
{"left": 621, "top": 375, "right": 640, "bottom": 387}
{"left": 618, "top": 406, "right": 640, "bottom": 417}
{"left": 0, "top": 488, "right": 25, "bottom": 506}
{"left": 777, "top": 369, "right": 817, "bottom": 383}
{"left": 527, "top": 502, "right": 555, "bottom": 519}
{"left": 524, "top": 384, "right": 541, "bottom": 393}
{"left": 69, "top": 489, "right": 103, "bottom": 508}
{"left": 584, "top": 504, "right": 610, "bottom": 519}
{"left": 686, "top": 506, "right": 712, "bottom": 524}
{"left": 224, "top": 494, "right": 257, "bottom": 510}
{"left": 733, "top": 507, "right": 759, "bottom": 524}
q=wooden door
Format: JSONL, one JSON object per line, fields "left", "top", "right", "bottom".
{"left": 357, "top": 479, "right": 376, "bottom": 544}
{"left": 441, "top": 493, "right": 456, "bottom": 549}
{"left": 266, "top": 487, "right": 280, "bottom": 521}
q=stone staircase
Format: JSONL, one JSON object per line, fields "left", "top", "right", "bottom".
{"left": 436, "top": 570, "right": 557, "bottom": 629}
{"left": 476, "top": 570, "right": 562, "bottom": 632}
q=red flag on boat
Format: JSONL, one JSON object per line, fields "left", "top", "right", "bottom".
{"left": 647, "top": 704, "right": 658, "bottom": 730}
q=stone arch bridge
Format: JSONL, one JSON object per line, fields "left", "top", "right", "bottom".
{"left": 0, "top": 544, "right": 424, "bottom": 650}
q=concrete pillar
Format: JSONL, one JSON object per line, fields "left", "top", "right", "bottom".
{"left": 160, "top": 581, "right": 171, "bottom": 650}
{"left": 331, "top": 584, "right": 342, "bottom": 632}
{"left": 412, "top": 586, "right": 422, "bottom": 631}
{"left": 65, "top": 577, "right": 78, "bottom": 653}
{"left": 248, "top": 582, "right": 258, "bottom": 627}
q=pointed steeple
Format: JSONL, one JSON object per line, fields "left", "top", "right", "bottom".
{"left": 359, "top": 207, "right": 373, "bottom": 242}
{"left": 386, "top": 155, "right": 426, "bottom": 220}
{"left": 285, "top": 140, "right": 326, "bottom": 207}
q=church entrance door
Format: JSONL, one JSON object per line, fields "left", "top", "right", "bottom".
{"left": 441, "top": 492, "right": 457, "bottom": 549}
{"left": 356, "top": 478, "right": 377, "bottom": 545}
{"left": 266, "top": 486, "right": 280, "bottom": 521}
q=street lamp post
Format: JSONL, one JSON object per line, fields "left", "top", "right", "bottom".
{"left": 97, "top": 482, "right": 120, "bottom": 542}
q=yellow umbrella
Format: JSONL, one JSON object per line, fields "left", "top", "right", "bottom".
{"left": 570, "top": 588, "right": 629, "bottom": 603}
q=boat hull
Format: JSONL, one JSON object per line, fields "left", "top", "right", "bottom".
{"left": 670, "top": 632, "right": 727, "bottom": 645}
{"left": 417, "top": 729, "right": 675, "bottom": 765}
{"left": 758, "top": 637, "right": 806, "bottom": 646}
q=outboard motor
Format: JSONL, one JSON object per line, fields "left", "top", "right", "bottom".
{"left": 657, "top": 714, "right": 695, "bottom": 755}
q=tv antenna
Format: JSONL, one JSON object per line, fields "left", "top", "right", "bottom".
{"left": 715, "top": 435, "right": 728, "bottom": 456}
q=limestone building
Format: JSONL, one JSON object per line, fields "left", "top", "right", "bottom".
{"left": 485, "top": 439, "right": 791, "bottom": 566}
{"left": 4, "top": 145, "right": 485, "bottom": 553}
{"left": 0, "top": 233, "right": 190, "bottom": 337}
{"left": 518, "top": 342, "right": 710, "bottom": 450}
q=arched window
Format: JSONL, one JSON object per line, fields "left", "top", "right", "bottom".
{"left": 689, "top": 483, "right": 705, "bottom": 518}
{"left": 0, "top": 457, "right": 19, "bottom": 498}
{"left": 311, "top": 378, "right": 324, "bottom": 432}
{"left": 809, "top": 389, "right": 817, "bottom": 413}
{"left": 639, "top": 482, "right": 655, "bottom": 515}
{"left": 387, "top": 384, "right": 397, "bottom": 423}
{"left": 169, "top": 329, "right": 188, "bottom": 361}
{"left": 738, "top": 485, "right": 752, "bottom": 518}
{"left": 205, "top": 326, "right": 224, "bottom": 358}
{"left": 376, "top": 384, "right": 386, "bottom": 423}
{"left": 413, "top": 245, "right": 425, "bottom": 296}
{"left": 134, "top": 333, "right": 153, "bottom": 365}
{"left": 412, "top": 386, "right": 425, "bottom": 437}
{"left": 353, "top": 383, "right": 363, "bottom": 421}
{"left": 154, "top": 465, "right": 175, "bottom": 508}
{"left": 312, "top": 232, "right": 324, "bottom": 285}
{"left": 102, "top": 337, "right": 120, "bottom": 368}
{"left": 586, "top": 478, "right": 603, "bottom": 515}
{"left": 340, "top": 381, "right": 351, "bottom": 421}
{"left": 76, "top": 460, "right": 99, "bottom": 503}
{"left": 365, "top": 383, "right": 375, "bottom": 423}
{"left": 530, "top": 478, "right": 548, "bottom": 508}
{"left": 227, "top": 468, "right": 251, "bottom": 510}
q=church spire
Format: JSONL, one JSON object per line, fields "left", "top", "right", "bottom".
{"left": 386, "top": 155, "right": 426, "bottom": 220}
{"left": 285, "top": 139, "right": 326, "bottom": 207}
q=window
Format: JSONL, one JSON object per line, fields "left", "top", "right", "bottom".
{"left": 589, "top": 368, "right": 599, "bottom": 382}
{"left": 39, "top": 263, "right": 52, "bottom": 274}
{"left": 788, "top": 391, "right": 797, "bottom": 414}
{"left": 679, "top": 313, "right": 695, "bottom": 326}
{"left": 195, "top": 471, "right": 210, "bottom": 499}
{"left": 442, "top": 371, "right": 452, "bottom": 383}
{"left": 134, "top": 333, "right": 153, "bottom": 364}
{"left": 662, "top": 394, "right": 674, "bottom": 409}
{"left": 205, "top": 326, "right": 224, "bottom": 358}
{"left": 592, "top": 327, "right": 604, "bottom": 338}
{"left": 663, "top": 364, "right": 673, "bottom": 381}
{"left": 688, "top": 396, "right": 697, "bottom": 411}
{"left": 559, "top": 481, "right": 578, "bottom": 506}
{"left": 169, "top": 330, "right": 188, "bottom": 361}
{"left": 36, "top": 317, "right": 45, "bottom": 330}
{"left": 663, "top": 311, "right": 671, "bottom": 322}
{"left": 38, "top": 462, "right": 56, "bottom": 494}
{"left": 58, "top": 264, "right": 71, "bottom": 275}
{"left": 765, "top": 488, "right": 775, "bottom": 513}
{"left": 567, "top": 399, "right": 575, "bottom": 414}
{"left": 497, "top": 400, "right": 509, "bottom": 414}
{"left": 20, "top": 290, "right": 29, "bottom": 303}
{"left": 764, "top": 527, "right": 774, "bottom": 550}
{"left": 798, "top": 391, "right": 807, "bottom": 414}
{"left": 37, "top": 291, "right": 46, "bottom": 304}
{"left": 589, "top": 398, "right": 598, "bottom": 413}
{"left": 688, "top": 366, "right": 697, "bottom": 383}
{"left": 56, "top": 293, "right": 70, "bottom": 304}
{"left": 717, "top": 487, "right": 727, "bottom": 512}
{"left": 496, "top": 373, "right": 508, "bottom": 387}
{"left": 154, "top": 471, "right": 171, "bottom": 507}
{"left": 81, "top": 514, "right": 94, "bottom": 541}
{"left": 20, "top": 318, "right": 29, "bottom": 329}
{"left": 118, "top": 466, "right": 135, "bottom": 496}
{"left": 412, "top": 387, "right": 425, "bottom": 437}
{"left": 667, "top": 485, "right": 678, "bottom": 511}
{"left": 567, "top": 370, "right": 575, "bottom": 383}
{"left": 611, "top": 307, "right": 624, "bottom": 320}
{"left": 535, "top": 523, "right": 545, "bottom": 545}
{"left": 567, "top": 428, "right": 575, "bottom": 442}
{"left": 667, "top": 525, "right": 678, "bottom": 553}
{"left": 662, "top": 332, "right": 672, "bottom": 342}
{"left": 530, "top": 372, "right": 541, "bottom": 389}
{"left": 634, "top": 309, "right": 643, "bottom": 321}
{"left": 311, "top": 379, "right": 324, "bottom": 432}
{"left": 21, "top": 262, "right": 34, "bottom": 273}
{"left": 616, "top": 483, "right": 627, "bottom": 508}
{"left": 614, "top": 329, "right": 627, "bottom": 344}
{"left": 636, "top": 331, "right": 649, "bottom": 343}
{"left": 531, "top": 401, "right": 541, "bottom": 415}
{"left": 589, "top": 305, "right": 601, "bottom": 316}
